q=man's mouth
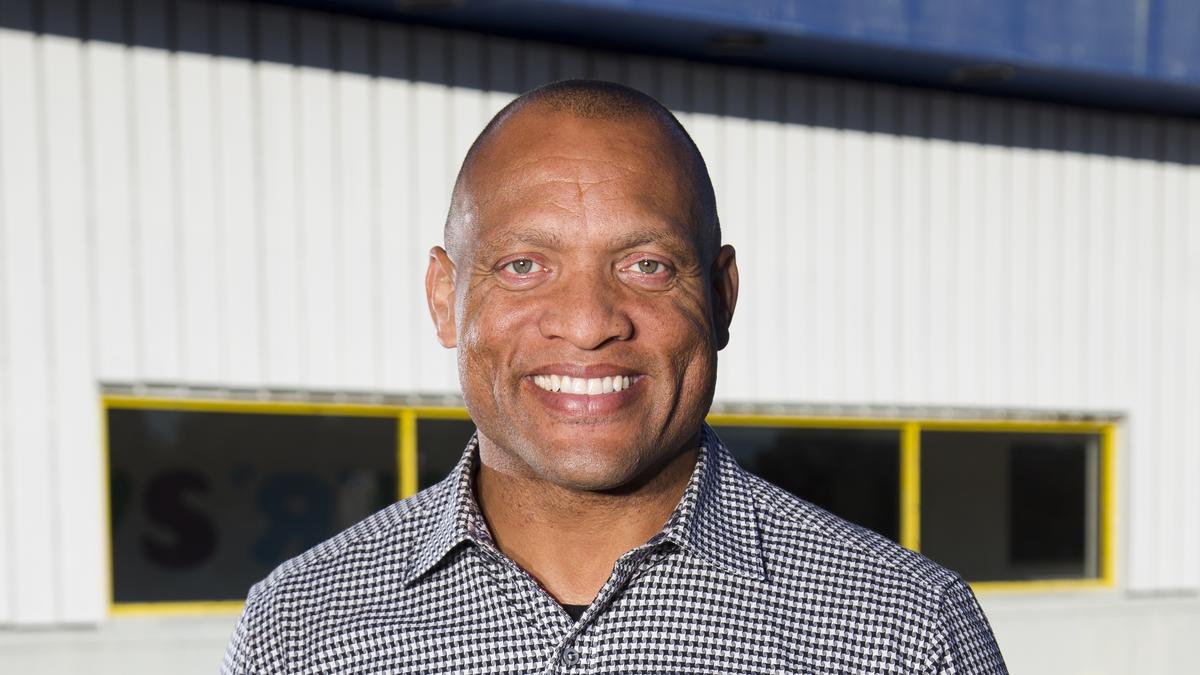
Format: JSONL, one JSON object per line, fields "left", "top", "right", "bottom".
{"left": 531, "top": 374, "right": 636, "bottom": 395}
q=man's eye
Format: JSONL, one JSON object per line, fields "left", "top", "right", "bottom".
{"left": 634, "top": 259, "right": 664, "bottom": 274}
{"left": 502, "top": 259, "right": 542, "bottom": 275}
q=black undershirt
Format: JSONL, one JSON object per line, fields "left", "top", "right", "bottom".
{"left": 561, "top": 604, "right": 588, "bottom": 621}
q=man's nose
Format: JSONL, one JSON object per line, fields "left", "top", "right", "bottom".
{"left": 537, "top": 271, "right": 634, "bottom": 349}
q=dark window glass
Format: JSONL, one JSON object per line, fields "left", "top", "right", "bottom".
{"left": 108, "top": 408, "right": 397, "bottom": 603}
{"left": 416, "top": 418, "right": 477, "bottom": 488}
{"left": 921, "top": 431, "right": 1099, "bottom": 582}
{"left": 711, "top": 425, "right": 900, "bottom": 541}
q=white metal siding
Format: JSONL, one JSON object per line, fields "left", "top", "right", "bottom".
{"left": 0, "top": 0, "right": 1198, "bottom": 624}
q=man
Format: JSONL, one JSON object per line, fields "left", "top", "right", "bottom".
{"left": 223, "top": 80, "right": 1006, "bottom": 673}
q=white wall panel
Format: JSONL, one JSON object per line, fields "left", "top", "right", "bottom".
{"left": 0, "top": 24, "right": 19, "bottom": 624}
{"left": 625, "top": 55, "right": 657, "bottom": 96}
{"left": 0, "top": 22, "right": 56, "bottom": 623}
{"left": 42, "top": 22, "right": 104, "bottom": 621}
{"left": 256, "top": 7, "right": 302, "bottom": 387}
{"left": 1059, "top": 110, "right": 1088, "bottom": 407}
{"left": 411, "top": 29, "right": 457, "bottom": 392}
{"left": 749, "top": 72, "right": 783, "bottom": 403}
{"left": 866, "top": 86, "right": 902, "bottom": 402}
{"left": 1184, "top": 125, "right": 1200, "bottom": 591}
{"left": 718, "top": 70, "right": 756, "bottom": 401}
{"left": 841, "top": 84, "right": 872, "bottom": 401}
{"left": 780, "top": 77, "right": 813, "bottom": 402}
{"left": 522, "top": 42, "right": 555, "bottom": 87}
{"left": 176, "top": 2, "right": 223, "bottom": 384}
{"left": 954, "top": 98, "right": 985, "bottom": 404}
{"left": 555, "top": 44, "right": 587, "bottom": 81}
{"left": 2, "top": 0, "right": 1200, "bottom": 626}
{"left": 893, "top": 91, "right": 926, "bottom": 403}
{"left": 375, "top": 23, "right": 418, "bottom": 391}
{"left": 214, "top": 4, "right": 260, "bottom": 387}
{"left": 131, "top": 0, "right": 181, "bottom": 383}
{"left": 88, "top": 36, "right": 138, "bottom": 384}
{"left": 589, "top": 51, "right": 625, "bottom": 83}
{"left": 297, "top": 12, "right": 339, "bottom": 388}
{"left": 926, "top": 96, "right": 957, "bottom": 404}
{"left": 335, "top": 18, "right": 378, "bottom": 391}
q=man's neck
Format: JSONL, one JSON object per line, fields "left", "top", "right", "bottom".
{"left": 474, "top": 445, "right": 698, "bottom": 606}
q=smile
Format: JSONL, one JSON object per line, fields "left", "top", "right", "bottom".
{"left": 532, "top": 374, "right": 635, "bottom": 395}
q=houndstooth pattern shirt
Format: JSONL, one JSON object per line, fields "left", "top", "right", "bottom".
{"left": 223, "top": 424, "right": 1007, "bottom": 674}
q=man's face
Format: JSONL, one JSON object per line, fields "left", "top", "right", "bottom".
{"left": 427, "top": 108, "right": 737, "bottom": 491}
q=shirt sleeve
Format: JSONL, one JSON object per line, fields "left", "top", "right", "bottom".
{"left": 221, "top": 608, "right": 254, "bottom": 674}
{"left": 929, "top": 576, "right": 1008, "bottom": 674}
{"left": 221, "top": 582, "right": 283, "bottom": 674}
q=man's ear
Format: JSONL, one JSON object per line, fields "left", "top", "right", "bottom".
{"left": 711, "top": 245, "right": 739, "bottom": 350}
{"left": 426, "top": 246, "right": 458, "bottom": 348}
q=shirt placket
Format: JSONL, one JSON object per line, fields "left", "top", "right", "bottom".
{"left": 539, "top": 542, "right": 672, "bottom": 674}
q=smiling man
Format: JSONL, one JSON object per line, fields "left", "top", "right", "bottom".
{"left": 223, "top": 80, "right": 1006, "bottom": 674}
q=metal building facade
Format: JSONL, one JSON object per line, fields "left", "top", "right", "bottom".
{"left": 1, "top": 0, "right": 1198, "bottom": 671}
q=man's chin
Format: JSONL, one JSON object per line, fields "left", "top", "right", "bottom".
{"left": 525, "top": 445, "right": 648, "bottom": 493}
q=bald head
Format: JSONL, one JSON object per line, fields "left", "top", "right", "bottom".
{"left": 444, "top": 80, "right": 720, "bottom": 261}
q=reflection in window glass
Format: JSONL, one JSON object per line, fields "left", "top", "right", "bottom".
{"left": 417, "top": 418, "right": 477, "bottom": 489}
{"left": 712, "top": 425, "right": 900, "bottom": 542}
{"left": 108, "top": 408, "right": 397, "bottom": 603}
{"left": 921, "top": 431, "right": 1100, "bottom": 582}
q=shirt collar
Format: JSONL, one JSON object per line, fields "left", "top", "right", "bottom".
{"left": 402, "top": 423, "right": 766, "bottom": 586}
{"left": 657, "top": 423, "right": 767, "bottom": 581}
{"left": 401, "top": 433, "right": 491, "bottom": 586}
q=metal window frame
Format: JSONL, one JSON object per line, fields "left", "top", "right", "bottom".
{"left": 102, "top": 395, "right": 424, "bottom": 616}
{"left": 708, "top": 413, "right": 1118, "bottom": 594}
{"left": 100, "top": 397, "right": 1118, "bottom": 617}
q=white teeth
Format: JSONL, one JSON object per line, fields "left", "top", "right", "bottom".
{"left": 532, "top": 374, "right": 636, "bottom": 395}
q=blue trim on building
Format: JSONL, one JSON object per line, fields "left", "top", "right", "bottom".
{"left": 263, "top": 0, "right": 1197, "bottom": 116}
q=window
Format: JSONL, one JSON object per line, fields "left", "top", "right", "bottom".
{"left": 106, "top": 399, "right": 405, "bottom": 609}
{"left": 708, "top": 415, "right": 1115, "bottom": 592}
{"left": 105, "top": 397, "right": 1116, "bottom": 613}
{"left": 711, "top": 424, "right": 900, "bottom": 542}
{"left": 920, "top": 430, "right": 1102, "bottom": 582}
{"left": 416, "top": 415, "right": 476, "bottom": 490}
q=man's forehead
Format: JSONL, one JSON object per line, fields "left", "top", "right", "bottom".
{"left": 447, "top": 103, "right": 715, "bottom": 260}
{"left": 459, "top": 189, "right": 703, "bottom": 267}
{"left": 466, "top": 155, "right": 681, "bottom": 214}
{"left": 487, "top": 105, "right": 688, "bottom": 163}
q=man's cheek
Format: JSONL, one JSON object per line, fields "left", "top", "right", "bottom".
{"left": 474, "top": 298, "right": 539, "bottom": 338}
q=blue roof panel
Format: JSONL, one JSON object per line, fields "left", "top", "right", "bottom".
{"left": 279, "top": 0, "right": 1200, "bottom": 115}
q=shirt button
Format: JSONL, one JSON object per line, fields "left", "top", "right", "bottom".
{"left": 561, "top": 648, "right": 581, "bottom": 667}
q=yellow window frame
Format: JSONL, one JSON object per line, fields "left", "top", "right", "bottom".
{"left": 101, "top": 395, "right": 468, "bottom": 617}
{"left": 706, "top": 413, "right": 1118, "bottom": 595}
{"left": 101, "top": 397, "right": 1117, "bottom": 616}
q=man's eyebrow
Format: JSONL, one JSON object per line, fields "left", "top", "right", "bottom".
{"left": 474, "top": 225, "right": 696, "bottom": 258}
{"left": 610, "top": 228, "right": 682, "bottom": 250}
{"left": 475, "top": 229, "right": 569, "bottom": 257}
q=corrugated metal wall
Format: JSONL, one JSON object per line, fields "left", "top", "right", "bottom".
{"left": 1, "top": 0, "right": 1198, "bottom": 624}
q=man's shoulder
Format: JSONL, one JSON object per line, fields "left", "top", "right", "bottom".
{"left": 242, "top": 477, "right": 451, "bottom": 611}
{"left": 223, "top": 476, "right": 463, "bottom": 672}
{"left": 712, "top": 461, "right": 1005, "bottom": 672}
{"left": 737, "top": 466, "right": 960, "bottom": 607}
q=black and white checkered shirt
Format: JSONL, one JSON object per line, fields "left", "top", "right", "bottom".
{"left": 223, "top": 424, "right": 1007, "bottom": 673}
